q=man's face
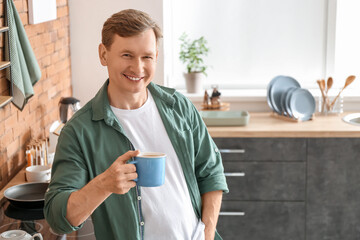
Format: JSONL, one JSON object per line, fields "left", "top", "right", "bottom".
{"left": 99, "top": 29, "right": 158, "bottom": 96}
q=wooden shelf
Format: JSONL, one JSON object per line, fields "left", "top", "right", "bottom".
{"left": 0, "top": 61, "right": 10, "bottom": 70}
{"left": 201, "top": 102, "right": 230, "bottom": 111}
{"left": 0, "top": 96, "right": 12, "bottom": 108}
{"left": 0, "top": 3, "right": 11, "bottom": 109}
{"left": 0, "top": 26, "right": 9, "bottom": 33}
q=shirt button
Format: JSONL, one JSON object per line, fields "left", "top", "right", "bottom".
{"left": 137, "top": 196, "right": 142, "bottom": 200}
{"left": 215, "top": 148, "right": 219, "bottom": 153}
{"left": 140, "top": 222, "right": 145, "bottom": 226}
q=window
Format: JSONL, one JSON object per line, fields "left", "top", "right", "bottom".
{"left": 333, "top": 0, "right": 360, "bottom": 91}
{"left": 164, "top": 0, "right": 360, "bottom": 94}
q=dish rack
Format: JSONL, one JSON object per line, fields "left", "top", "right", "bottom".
{"left": 267, "top": 76, "right": 316, "bottom": 122}
{"left": 270, "top": 111, "right": 315, "bottom": 122}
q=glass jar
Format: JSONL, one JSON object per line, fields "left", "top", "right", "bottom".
{"left": 318, "top": 88, "right": 343, "bottom": 115}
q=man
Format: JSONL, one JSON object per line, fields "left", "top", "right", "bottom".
{"left": 44, "top": 9, "right": 228, "bottom": 240}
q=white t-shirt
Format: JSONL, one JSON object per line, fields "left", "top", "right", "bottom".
{"left": 111, "top": 90, "right": 204, "bottom": 240}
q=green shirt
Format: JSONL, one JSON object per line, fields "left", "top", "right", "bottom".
{"left": 44, "top": 80, "right": 229, "bottom": 240}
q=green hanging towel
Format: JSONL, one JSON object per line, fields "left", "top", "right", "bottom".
{"left": 5, "top": 0, "right": 41, "bottom": 110}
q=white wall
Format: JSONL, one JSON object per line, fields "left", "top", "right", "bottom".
{"left": 69, "top": 0, "right": 164, "bottom": 105}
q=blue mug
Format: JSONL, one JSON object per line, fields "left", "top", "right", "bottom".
{"left": 128, "top": 152, "right": 166, "bottom": 187}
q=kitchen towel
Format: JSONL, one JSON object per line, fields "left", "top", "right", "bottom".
{"left": 5, "top": 0, "right": 41, "bottom": 110}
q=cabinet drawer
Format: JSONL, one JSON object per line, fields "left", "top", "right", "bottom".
{"left": 214, "top": 138, "right": 306, "bottom": 161}
{"left": 218, "top": 201, "right": 305, "bottom": 240}
{"left": 223, "top": 162, "right": 305, "bottom": 201}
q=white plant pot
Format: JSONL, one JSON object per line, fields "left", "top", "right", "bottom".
{"left": 184, "top": 72, "right": 204, "bottom": 94}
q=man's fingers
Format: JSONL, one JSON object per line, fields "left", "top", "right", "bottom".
{"left": 124, "top": 181, "right": 137, "bottom": 190}
{"left": 116, "top": 150, "right": 140, "bottom": 164}
{"left": 126, "top": 172, "right": 138, "bottom": 181}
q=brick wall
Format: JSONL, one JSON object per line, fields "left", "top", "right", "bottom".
{"left": 0, "top": 0, "right": 72, "bottom": 189}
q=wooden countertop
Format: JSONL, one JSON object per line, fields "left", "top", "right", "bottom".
{"left": 207, "top": 112, "right": 360, "bottom": 138}
{"left": 0, "top": 168, "right": 26, "bottom": 202}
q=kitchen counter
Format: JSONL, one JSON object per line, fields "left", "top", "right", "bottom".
{"left": 0, "top": 168, "right": 26, "bottom": 202}
{"left": 0, "top": 112, "right": 358, "bottom": 196}
{"left": 207, "top": 112, "right": 360, "bottom": 138}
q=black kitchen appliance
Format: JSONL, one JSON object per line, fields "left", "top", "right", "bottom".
{"left": 59, "top": 97, "right": 81, "bottom": 124}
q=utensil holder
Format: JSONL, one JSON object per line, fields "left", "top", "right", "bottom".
{"left": 318, "top": 89, "right": 343, "bottom": 115}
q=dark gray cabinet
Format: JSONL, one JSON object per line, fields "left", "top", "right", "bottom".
{"left": 223, "top": 162, "right": 305, "bottom": 201}
{"left": 215, "top": 137, "right": 360, "bottom": 240}
{"left": 307, "top": 138, "right": 360, "bottom": 240}
{"left": 216, "top": 138, "right": 306, "bottom": 162}
{"left": 219, "top": 201, "right": 305, "bottom": 240}
{"left": 214, "top": 138, "right": 306, "bottom": 240}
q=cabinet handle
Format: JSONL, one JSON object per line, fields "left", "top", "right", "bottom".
{"left": 219, "top": 149, "right": 245, "bottom": 154}
{"left": 219, "top": 212, "right": 245, "bottom": 216}
{"left": 224, "top": 172, "right": 245, "bottom": 177}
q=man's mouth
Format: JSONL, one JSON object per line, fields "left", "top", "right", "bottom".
{"left": 123, "top": 74, "right": 144, "bottom": 81}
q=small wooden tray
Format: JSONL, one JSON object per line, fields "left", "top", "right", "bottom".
{"left": 201, "top": 102, "right": 230, "bottom": 111}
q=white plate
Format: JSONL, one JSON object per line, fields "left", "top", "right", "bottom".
{"left": 268, "top": 76, "right": 300, "bottom": 114}
{"left": 266, "top": 77, "right": 278, "bottom": 111}
{"left": 289, "top": 88, "right": 316, "bottom": 121}
{"left": 342, "top": 113, "right": 360, "bottom": 126}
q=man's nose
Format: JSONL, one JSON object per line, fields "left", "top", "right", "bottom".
{"left": 130, "top": 58, "right": 144, "bottom": 74}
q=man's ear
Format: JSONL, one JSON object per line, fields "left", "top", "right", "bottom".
{"left": 99, "top": 43, "right": 108, "bottom": 66}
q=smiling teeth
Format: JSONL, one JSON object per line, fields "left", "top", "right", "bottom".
{"left": 125, "top": 74, "right": 142, "bottom": 81}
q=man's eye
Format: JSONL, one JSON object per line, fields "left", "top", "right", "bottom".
{"left": 144, "top": 56, "right": 153, "bottom": 60}
{"left": 122, "top": 54, "right": 131, "bottom": 58}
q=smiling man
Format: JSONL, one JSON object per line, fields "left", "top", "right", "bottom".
{"left": 44, "top": 9, "right": 228, "bottom": 240}
{"left": 102, "top": 30, "right": 157, "bottom": 109}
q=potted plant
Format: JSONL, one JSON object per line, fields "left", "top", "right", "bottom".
{"left": 179, "top": 33, "right": 209, "bottom": 93}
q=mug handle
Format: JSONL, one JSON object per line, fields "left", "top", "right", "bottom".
{"left": 32, "top": 233, "right": 43, "bottom": 240}
{"left": 127, "top": 160, "right": 138, "bottom": 182}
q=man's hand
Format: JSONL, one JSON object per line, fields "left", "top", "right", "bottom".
{"left": 66, "top": 150, "right": 140, "bottom": 227}
{"left": 100, "top": 150, "right": 139, "bottom": 195}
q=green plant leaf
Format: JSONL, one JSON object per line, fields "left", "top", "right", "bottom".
{"left": 179, "top": 32, "right": 209, "bottom": 75}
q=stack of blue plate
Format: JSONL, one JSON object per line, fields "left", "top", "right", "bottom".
{"left": 267, "top": 75, "right": 316, "bottom": 121}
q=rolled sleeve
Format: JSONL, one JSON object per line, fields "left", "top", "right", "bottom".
{"left": 191, "top": 105, "right": 229, "bottom": 195}
{"left": 44, "top": 125, "right": 88, "bottom": 234}
{"left": 197, "top": 173, "right": 228, "bottom": 195}
{"left": 44, "top": 190, "right": 83, "bottom": 234}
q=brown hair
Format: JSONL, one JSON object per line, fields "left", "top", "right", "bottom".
{"left": 101, "top": 9, "right": 163, "bottom": 49}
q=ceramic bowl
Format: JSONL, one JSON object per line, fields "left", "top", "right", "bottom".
{"left": 47, "top": 152, "right": 55, "bottom": 165}
{"left": 25, "top": 165, "right": 51, "bottom": 182}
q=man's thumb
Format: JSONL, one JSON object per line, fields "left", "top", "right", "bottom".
{"left": 117, "top": 150, "right": 140, "bottom": 164}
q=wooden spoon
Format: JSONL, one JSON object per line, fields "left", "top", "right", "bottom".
{"left": 324, "top": 77, "right": 333, "bottom": 111}
{"left": 317, "top": 79, "right": 325, "bottom": 96}
{"left": 321, "top": 79, "right": 330, "bottom": 110}
{"left": 317, "top": 79, "right": 329, "bottom": 112}
{"left": 330, "top": 75, "right": 356, "bottom": 108}
{"left": 326, "top": 77, "right": 333, "bottom": 93}
{"left": 320, "top": 79, "right": 326, "bottom": 91}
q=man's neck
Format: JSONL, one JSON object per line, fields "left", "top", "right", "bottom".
{"left": 107, "top": 87, "right": 148, "bottom": 110}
